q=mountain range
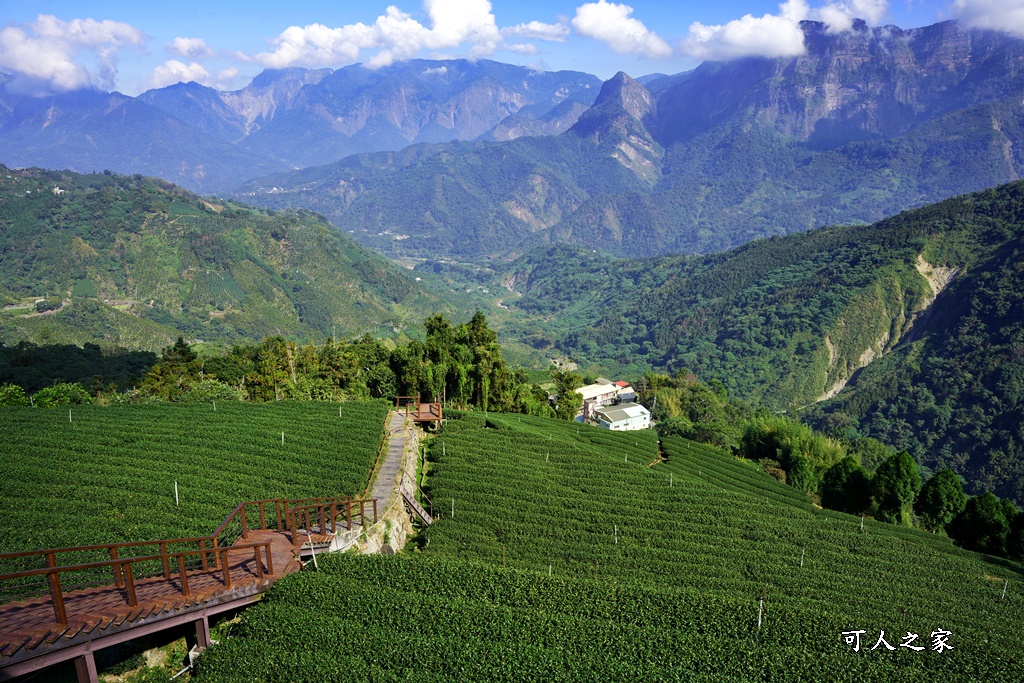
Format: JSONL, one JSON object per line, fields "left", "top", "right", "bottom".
{"left": 0, "top": 61, "right": 600, "bottom": 194}
{"left": 235, "top": 20, "right": 1024, "bottom": 260}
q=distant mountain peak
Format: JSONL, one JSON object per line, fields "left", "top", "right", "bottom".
{"left": 249, "top": 67, "right": 333, "bottom": 89}
{"left": 592, "top": 71, "right": 655, "bottom": 122}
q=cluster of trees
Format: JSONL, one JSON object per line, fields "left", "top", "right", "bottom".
{"left": 0, "top": 313, "right": 555, "bottom": 418}
{"left": 0, "top": 341, "right": 157, "bottom": 393}
{"left": 633, "top": 368, "right": 1024, "bottom": 561}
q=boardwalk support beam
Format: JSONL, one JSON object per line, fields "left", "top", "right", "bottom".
{"left": 74, "top": 652, "right": 97, "bottom": 683}
{"left": 194, "top": 616, "right": 211, "bottom": 650}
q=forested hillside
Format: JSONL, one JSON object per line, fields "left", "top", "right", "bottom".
{"left": 0, "top": 166, "right": 442, "bottom": 349}
{"left": 484, "top": 181, "right": 1024, "bottom": 502}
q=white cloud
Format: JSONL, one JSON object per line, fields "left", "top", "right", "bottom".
{"left": 502, "top": 21, "right": 570, "bottom": 42}
{"left": 683, "top": 0, "right": 809, "bottom": 61}
{"left": 168, "top": 36, "right": 213, "bottom": 60}
{"left": 423, "top": 65, "right": 448, "bottom": 75}
{"left": 813, "top": 0, "right": 888, "bottom": 33}
{"left": 505, "top": 43, "right": 539, "bottom": 55}
{"left": 0, "top": 14, "right": 144, "bottom": 93}
{"left": 254, "top": 0, "right": 502, "bottom": 69}
{"left": 953, "top": 0, "right": 1024, "bottom": 37}
{"left": 816, "top": 4, "right": 855, "bottom": 33}
{"left": 571, "top": 1, "right": 672, "bottom": 58}
{"left": 149, "top": 60, "right": 210, "bottom": 88}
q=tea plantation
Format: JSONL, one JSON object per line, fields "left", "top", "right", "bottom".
{"left": 195, "top": 411, "right": 1024, "bottom": 681}
{"left": 0, "top": 400, "right": 390, "bottom": 557}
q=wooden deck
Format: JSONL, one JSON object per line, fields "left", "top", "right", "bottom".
{"left": 0, "top": 497, "right": 377, "bottom": 681}
{"left": 0, "top": 530, "right": 297, "bottom": 664}
{"left": 395, "top": 396, "right": 443, "bottom": 422}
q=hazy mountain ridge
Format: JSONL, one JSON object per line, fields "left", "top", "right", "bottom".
{"left": 0, "top": 61, "right": 601, "bottom": 193}
{"left": 235, "top": 20, "right": 1024, "bottom": 259}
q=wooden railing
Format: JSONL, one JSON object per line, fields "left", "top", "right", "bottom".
{"left": 0, "top": 495, "right": 377, "bottom": 627}
{"left": 282, "top": 497, "right": 378, "bottom": 548}
{"left": 0, "top": 540, "right": 274, "bottom": 626}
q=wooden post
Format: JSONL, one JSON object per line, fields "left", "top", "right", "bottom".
{"left": 194, "top": 616, "right": 211, "bottom": 650}
{"left": 276, "top": 500, "right": 283, "bottom": 531}
{"left": 221, "top": 550, "right": 231, "bottom": 589}
{"left": 160, "top": 542, "right": 170, "bottom": 578}
{"left": 253, "top": 547, "right": 265, "bottom": 580}
{"left": 347, "top": 500, "right": 352, "bottom": 531}
{"left": 123, "top": 563, "right": 138, "bottom": 607}
{"left": 110, "top": 547, "right": 124, "bottom": 588}
{"left": 212, "top": 538, "right": 220, "bottom": 569}
{"left": 241, "top": 506, "right": 248, "bottom": 540}
{"left": 373, "top": 499, "right": 378, "bottom": 524}
{"left": 360, "top": 500, "right": 365, "bottom": 525}
{"left": 74, "top": 652, "right": 98, "bottom": 683}
{"left": 46, "top": 553, "right": 68, "bottom": 625}
{"left": 178, "top": 556, "right": 190, "bottom": 596}
{"left": 265, "top": 541, "right": 275, "bottom": 575}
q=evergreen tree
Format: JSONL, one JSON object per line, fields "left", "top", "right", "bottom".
{"left": 914, "top": 469, "right": 967, "bottom": 531}
{"left": 550, "top": 367, "right": 583, "bottom": 421}
{"left": 820, "top": 456, "right": 872, "bottom": 514}
{"left": 872, "top": 450, "right": 922, "bottom": 524}
{"left": 948, "top": 492, "right": 1010, "bottom": 555}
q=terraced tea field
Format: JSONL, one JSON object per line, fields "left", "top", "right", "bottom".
{"left": 190, "top": 411, "right": 1024, "bottom": 680}
{"left": 0, "top": 400, "right": 390, "bottom": 557}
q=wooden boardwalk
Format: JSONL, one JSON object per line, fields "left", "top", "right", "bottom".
{"left": 0, "top": 496, "right": 376, "bottom": 681}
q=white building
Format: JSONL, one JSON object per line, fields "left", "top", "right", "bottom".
{"left": 576, "top": 378, "right": 637, "bottom": 420}
{"left": 594, "top": 403, "right": 651, "bottom": 431}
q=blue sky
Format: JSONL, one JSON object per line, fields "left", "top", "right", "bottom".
{"left": 0, "top": 1, "right": 1018, "bottom": 95}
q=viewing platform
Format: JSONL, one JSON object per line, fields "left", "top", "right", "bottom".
{"left": 395, "top": 395, "right": 443, "bottom": 422}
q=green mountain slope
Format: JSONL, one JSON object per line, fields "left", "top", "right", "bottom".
{"left": 489, "top": 181, "right": 1024, "bottom": 501}
{"left": 0, "top": 166, "right": 444, "bottom": 349}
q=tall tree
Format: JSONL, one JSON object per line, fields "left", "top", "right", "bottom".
{"left": 915, "top": 469, "right": 967, "bottom": 532}
{"left": 820, "top": 456, "right": 872, "bottom": 514}
{"left": 872, "top": 451, "right": 922, "bottom": 524}
{"left": 948, "top": 492, "right": 1011, "bottom": 556}
{"left": 550, "top": 366, "right": 583, "bottom": 421}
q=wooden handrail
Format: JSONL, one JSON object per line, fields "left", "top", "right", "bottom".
{"left": 0, "top": 494, "right": 377, "bottom": 627}
{"left": 0, "top": 496, "right": 364, "bottom": 563}
{"left": 0, "top": 541, "right": 274, "bottom": 582}
{"left": 0, "top": 540, "right": 275, "bottom": 625}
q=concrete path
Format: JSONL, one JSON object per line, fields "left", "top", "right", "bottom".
{"left": 370, "top": 411, "right": 408, "bottom": 508}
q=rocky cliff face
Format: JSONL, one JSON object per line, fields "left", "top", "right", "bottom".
{"left": 233, "top": 60, "right": 600, "bottom": 167}
{"left": 569, "top": 72, "right": 661, "bottom": 184}
{"left": 653, "top": 20, "right": 1024, "bottom": 149}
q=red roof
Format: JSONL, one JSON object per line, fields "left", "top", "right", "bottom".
{"left": 615, "top": 381, "right": 630, "bottom": 387}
